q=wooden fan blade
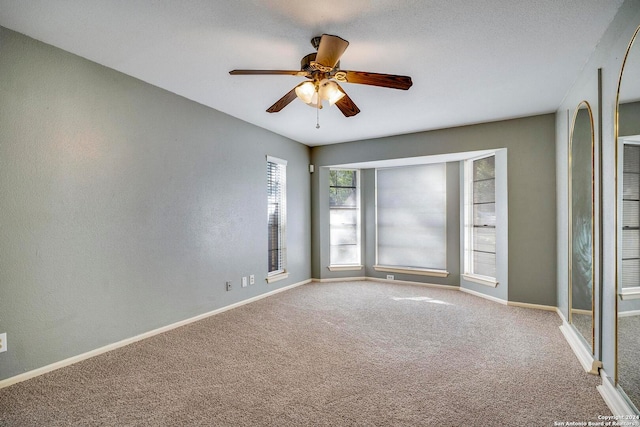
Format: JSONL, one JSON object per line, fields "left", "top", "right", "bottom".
{"left": 334, "top": 84, "right": 360, "bottom": 117}
{"left": 340, "top": 70, "right": 413, "bottom": 90}
{"left": 230, "top": 70, "right": 309, "bottom": 77}
{"left": 266, "top": 86, "right": 299, "bottom": 113}
{"left": 315, "top": 34, "right": 349, "bottom": 69}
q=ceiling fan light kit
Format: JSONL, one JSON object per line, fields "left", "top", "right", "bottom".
{"left": 295, "top": 79, "right": 345, "bottom": 108}
{"left": 229, "top": 34, "right": 413, "bottom": 122}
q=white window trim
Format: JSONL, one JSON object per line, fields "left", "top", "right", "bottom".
{"left": 463, "top": 153, "right": 497, "bottom": 280}
{"left": 328, "top": 265, "right": 363, "bottom": 272}
{"left": 328, "top": 168, "right": 362, "bottom": 268}
{"left": 373, "top": 265, "right": 449, "bottom": 278}
{"left": 461, "top": 273, "right": 499, "bottom": 288}
{"left": 266, "top": 272, "right": 289, "bottom": 284}
{"left": 374, "top": 164, "right": 448, "bottom": 272}
{"left": 267, "top": 155, "right": 287, "bottom": 278}
{"left": 619, "top": 286, "right": 640, "bottom": 300}
{"left": 266, "top": 155, "right": 288, "bottom": 165}
{"left": 618, "top": 138, "right": 640, "bottom": 293}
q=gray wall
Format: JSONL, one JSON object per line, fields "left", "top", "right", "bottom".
{"left": 0, "top": 27, "right": 311, "bottom": 381}
{"left": 554, "top": 0, "right": 640, "bottom": 380}
{"left": 311, "top": 114, "right": 557, "bottom": 306}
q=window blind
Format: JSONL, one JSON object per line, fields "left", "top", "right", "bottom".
{"left": 376, "top": 163, "right": 446, "bottom": 270}
{"left": 267, "top": 157, "right": 287, "bottom": 274}
{"left": 622, "top": 145, "right": 639, "bottom": 288}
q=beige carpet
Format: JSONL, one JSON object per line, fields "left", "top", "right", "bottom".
{"left": 0, "top": 281, "right": 611, "bottom": 426}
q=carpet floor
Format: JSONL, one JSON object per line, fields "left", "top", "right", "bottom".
{"left": 0, "top": 281, "right": 611, "bottom": 426}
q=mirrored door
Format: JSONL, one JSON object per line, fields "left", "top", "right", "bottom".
{"left": 569, "top": 101, "right": 595, "bottom": 353}
{"left": 616, "top": 23, "right": 640, "bottom": 414}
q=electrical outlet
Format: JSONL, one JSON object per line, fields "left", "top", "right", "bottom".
{"left": 386, "top": 275, "right": 394, "bottom": 280}
{"left": 0, "top": 333, "right": 6, "bottom": 353}
{"left": 250, "top": 275, "right": 255, "bottom": 285}
{"left": 242, "top": 277, "right": 247, "bottom": 287}
{"left": 226, "top": 281, "right": 232, "bottom": 291}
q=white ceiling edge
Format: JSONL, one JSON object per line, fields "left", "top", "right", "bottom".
{"left": 329, "top": 149, "right": 499, "bottom": 169}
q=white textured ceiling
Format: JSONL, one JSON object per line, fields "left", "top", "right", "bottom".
{"left": 0, "top": 0, "right": 625, "bottom": 146}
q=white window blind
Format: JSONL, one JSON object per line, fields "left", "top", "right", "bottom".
{"left": 267, "top": 156, "right": 287, "bottom": 275}
{"left": 469, "top": 155, "right": 496, "bottom": 278}
{"left": 622, "top": 144, "right": 639, "bottom": 288}
{"left": 376, "top": 163, "right": 446, "bottom": 270}
{"left": 329, "top": 169, "right": 360, "bottom": 265}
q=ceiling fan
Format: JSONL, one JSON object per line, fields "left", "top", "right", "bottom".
{"left": 229, "top": 34, "right": 413, "bottom": 118}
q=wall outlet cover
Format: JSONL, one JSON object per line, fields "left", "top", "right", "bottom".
{"left": 242, "top": 277, "right": 247, "bottom": 287}
{"left": 250, "top": 275, "right": 255, "bottom": 285}
{"left": 387, "top": 275, "right": 394, "bottom": 280}
{"left": 226, "top": 281, "right": 232, "bottom": 291}
{"left": 0, "top": 333, "right": 6, "bottom": 353}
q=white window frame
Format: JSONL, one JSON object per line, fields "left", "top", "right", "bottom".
{"left": 618, "top": 138, "right": 640, "bottom": 300}
{"left": 328, "top": 168, "right": 362, "bottom": 270}
{"left": 462, "top": 154, "right": 498, "bottom": 288}
{"left": 266, "top": 155, "right": 288, "bottom": 283}
{"left": 374, "top": 163, "right": 449, "bottom": 277}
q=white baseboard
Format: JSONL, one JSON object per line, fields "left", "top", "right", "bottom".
{"left": 619, "top": 309, "right": 640, "bottom": 318}
{"left": 508, "top": 300, "right": 558, "bottom": 312}
{"left": 312, "top": 277, "right": 367, "bottom": 283}
{"left": 559, "top": 322, "right": 601, "bottom": 375}
{"left": 459, "top": 287, "right": 507, "bottom": 305}
{"left": 0, "top": 278, "right": 311, "bottom": 390}
{"left": 459, "top": 288, "right": 559, "bottom": 313}
{"left": 571, "top": 308, "right": 593, "bottom": 315}
{"left": 598, "top": 372, "right": 640, "bottom": 422}
{"left": 556, "top": 307, "right": 568, "bottom": 323}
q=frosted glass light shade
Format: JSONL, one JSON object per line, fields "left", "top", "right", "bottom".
{"left": 319, "top": 79, "right": 345, "bottom": 105}
{"left": 295, "top": 81, "right": 316, "bottom": 104}
{"left": 295, "top": 79, "right": 344, "bottom": 108}
{"left": 295, "top": 81, "right": 323, "bottom": 108}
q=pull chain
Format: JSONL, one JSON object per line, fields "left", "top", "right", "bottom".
{"left": 315, "top": 83, "right": 321, "bottom": 129}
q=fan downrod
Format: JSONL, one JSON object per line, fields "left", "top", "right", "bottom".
{"left": 310, "top": 36, "right": 322, "bottom": 50}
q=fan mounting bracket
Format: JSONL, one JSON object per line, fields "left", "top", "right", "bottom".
{"left": 310, "top": 36, "right": 322, "bottom": 50}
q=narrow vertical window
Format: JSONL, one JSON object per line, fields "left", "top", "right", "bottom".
{"left": 329, "top": 169, "right": 361, "bottom": 266}
{"left": 622, "top": 144, "right": 639, "bottom": 288}
{"left": 466, "top": 155, "right": 496, "bottom": 279}
{"left": 267, "top": 156, "right": 287, "bottom": 276}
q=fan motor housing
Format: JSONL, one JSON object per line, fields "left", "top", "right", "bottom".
{"left": 301, "top": 53, "right": 316, "bottom": 71}
{"left": 301, "top": 52, "right": 340, "bottom": 76}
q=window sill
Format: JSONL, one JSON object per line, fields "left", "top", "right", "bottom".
{"left": 619, "top": 287, "right": 640, "bottom": 300}
{"left": 328, "top": 265, "right": 363, "bottom": 272}
{"left": 462, "top": 273, "right": 498, "bottom": 288}
{"left": 373, "top": 265, "right": 449, "bottom": 278}
{"left": 266, "top": 272, "right": 289, "bottom": 284}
